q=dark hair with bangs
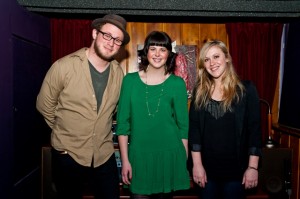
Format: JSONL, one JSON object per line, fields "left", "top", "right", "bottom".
{"left": 138, "top": 31, "right": 177, "bottom": 74}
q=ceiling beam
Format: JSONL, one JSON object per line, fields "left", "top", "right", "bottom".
{"left": 17, "top": 0, "right": 300, "bottom": 19}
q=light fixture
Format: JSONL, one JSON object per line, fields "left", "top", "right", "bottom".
{"left": 260, "top": 99, "right": 276, "bottom": 148}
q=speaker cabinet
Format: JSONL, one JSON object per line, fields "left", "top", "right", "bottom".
{"left": 260, "top": 148, "right": 292, "bottom": 199}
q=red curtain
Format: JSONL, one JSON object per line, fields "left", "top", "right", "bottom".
{"left": 51, "top": 18, "right": 92, "bottom": 63}
{"left": 226, "top": 23, "right": 283, "bottom": 141}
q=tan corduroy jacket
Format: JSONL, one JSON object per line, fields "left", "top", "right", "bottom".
{"left": 36, "top": 47, "right": 124, "bottom": 167}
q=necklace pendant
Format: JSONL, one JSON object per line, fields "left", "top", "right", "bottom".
{"left": 145, "top": 72, "right": 165, "bottom": 117}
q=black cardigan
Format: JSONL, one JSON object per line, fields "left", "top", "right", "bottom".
{"left": 188, "top": 80, "right": 262, "bottom": 170}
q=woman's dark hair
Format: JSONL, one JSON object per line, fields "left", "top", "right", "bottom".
{"left": 138, "top": 31, "right": 177, "bottom": 74}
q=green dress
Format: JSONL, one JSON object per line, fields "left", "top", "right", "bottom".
{"left": 116, "top": 72, "right": 190, "bottom": 195}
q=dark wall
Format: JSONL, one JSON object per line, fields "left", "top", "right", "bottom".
{"left": 0, "top": 0, "right": 51, "bottom": 198}
{"left": 0, "top": 0, "right": 14, "bottom": 197}
{"left": 279, "top": 22, "right": 300, "bottom": 130}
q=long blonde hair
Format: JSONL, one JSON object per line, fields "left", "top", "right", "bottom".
{"left": 193, "top": 40, "right": 244, "bottom": 111}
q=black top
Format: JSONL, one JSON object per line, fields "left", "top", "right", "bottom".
{"left": 202, "top": 99, "right": 241, "bottom": 180}
{"left": 188, "top": 80, "right": 262, "bottom": 180}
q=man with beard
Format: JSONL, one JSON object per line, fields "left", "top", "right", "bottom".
{"left": 36, "top": 14, "right": 130, "bottom": 199}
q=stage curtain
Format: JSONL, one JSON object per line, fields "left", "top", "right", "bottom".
{"left": 226, "top": 23, "right": 283, "bottom": 141}
{"left": 50, "top": 18, "right": 92, "bottom": 63}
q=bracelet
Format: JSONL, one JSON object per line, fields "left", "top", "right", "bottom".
{"left": 248, "top": 166, "right": 258, "bottom": 171}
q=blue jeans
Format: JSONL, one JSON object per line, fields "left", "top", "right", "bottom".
{"left": 200, "top": 179, "right": 245, "bottom": 199}
{"left": 52, "top": 149, "right": 120, "bottom": 199}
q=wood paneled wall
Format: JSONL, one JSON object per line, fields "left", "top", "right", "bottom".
{"left": 117, "top": 22, "right": 227, "bottom": 73}
{"left": 271, "top": 129, "right": 300, "bottom": 199}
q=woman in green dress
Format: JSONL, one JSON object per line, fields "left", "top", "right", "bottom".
{"left": 117, "top": 31, "right": 190, "bottom": 199}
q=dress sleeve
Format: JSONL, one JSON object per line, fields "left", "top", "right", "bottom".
{"left": 172, "top": 77, "right": 189, "bottom": 139}
{"left": 245, "top": 81, "right": 262, "bottom": 156}
{"left": 116, "top": 74, "right": 132, "bottom": 136}
{"left": 188, "top": 99, "right": 202, "bottom": 152}
{"left": 36, "top": 60, "right": 64, "bottom": 129}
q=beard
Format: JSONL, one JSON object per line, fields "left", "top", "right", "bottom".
{"left": 94, "top": 43, "right": 116, "bottom": 62}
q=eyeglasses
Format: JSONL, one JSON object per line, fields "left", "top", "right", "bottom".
{"left": 97, "top": 30, "right": 123, "bottom": 46}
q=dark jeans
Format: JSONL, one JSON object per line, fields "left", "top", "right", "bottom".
{"left": 199, "top": 179, "right": 245, "bottom": 199}
{"left": 52, "top": 149, "right": 120, "bottom": 199}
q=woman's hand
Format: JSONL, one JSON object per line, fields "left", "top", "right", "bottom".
{"left": 121, "top": 160, "right": 132, "bottom": 185}
{"left": 193, "top": 165, "right": 207, "bottom": 188}
{"left": 242, "top": 167, "right": 259, "bottom": 189}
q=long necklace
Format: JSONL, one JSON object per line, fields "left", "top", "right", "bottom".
{"left": 145, "top": 72, "right": 165, "bottom": 117}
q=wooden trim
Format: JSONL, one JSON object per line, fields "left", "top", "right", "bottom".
{"left": 273, "top": 123, "right": 300, "bottom": 138}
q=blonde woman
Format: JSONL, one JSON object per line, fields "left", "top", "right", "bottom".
{"left": 189, "top": 40, "right": 262, "bottom": 199}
